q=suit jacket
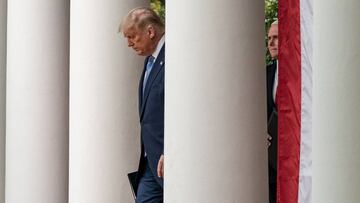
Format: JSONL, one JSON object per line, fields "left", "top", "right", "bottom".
{"left": 266, "top": 61, "right": 277, "bottom": 185}
{"left": 266, "top": 61, "right": 277, "bottom": 121}
{"left": 267, "top": 61, "right": 277, "bottom": 203}
{"left": 137, "top": 44, "right": 165, "bottom": 187}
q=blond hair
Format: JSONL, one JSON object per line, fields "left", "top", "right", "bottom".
{"left": 119, "top": 7, "right": 164, "bottom": 34}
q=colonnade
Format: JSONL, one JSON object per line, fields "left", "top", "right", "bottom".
{"left": 0, "top": 0, "right": 359, "bottom": 202}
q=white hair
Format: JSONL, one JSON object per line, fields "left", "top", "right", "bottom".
{"left": 271, "top": 20, "right": 278, "bottom": 26}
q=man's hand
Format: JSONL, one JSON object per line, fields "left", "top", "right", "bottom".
{"left": 157, "top": 154, "right": 164, "bottom": 178}
{"left": 267, "top": 134, "right": 272, "bottom": 148}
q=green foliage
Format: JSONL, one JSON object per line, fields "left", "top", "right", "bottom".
{"left": 150, "top": 0, "right": 165, "bottom": 20}
{"left": 265, "top": 0, "right": 278, "bottom": 32}
{"left": 265, "top": 0, "right": 278, "bottom": 64}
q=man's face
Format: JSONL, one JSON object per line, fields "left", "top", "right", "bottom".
{"left": 123, "top": 25, "right": 156, "bottom": 56}
{"left": 267, "top": 24, "right": 278, "bottom": 59}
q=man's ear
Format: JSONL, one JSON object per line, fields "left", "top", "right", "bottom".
{"left": 147, "top": 25, "right": 156, "bottom": 39}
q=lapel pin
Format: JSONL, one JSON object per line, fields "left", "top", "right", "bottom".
{"left": 160, "top": 61, "right": 164, "bottom": 66}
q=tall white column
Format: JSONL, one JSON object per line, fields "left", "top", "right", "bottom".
{"left": 0, "top": 0, "right": 6, "bottom": 202}
{"left": 5, "top": 1, "right": 69, "bottom": 202}
{"left": 313, "top": 1, "right": 360, "bottom": 202}
{"left": 166, "top": 1, "right": 267, "bottom": 202}
{"left": 69, "top": 1, "right": 147, "bottom": 202}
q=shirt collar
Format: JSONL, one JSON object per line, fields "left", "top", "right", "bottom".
{"left": 151, "top": 35, "right": 165, "bottom": 60}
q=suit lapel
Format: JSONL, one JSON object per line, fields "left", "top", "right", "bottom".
{"left": 138, "top": 58, "right": 148, "bottom": 117}
{"left": 140, "top": 45, "right": 165, "bottom": 120}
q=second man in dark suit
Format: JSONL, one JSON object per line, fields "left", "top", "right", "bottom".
{"left": 267, "top": 20, "right": 278, "bottom": 203}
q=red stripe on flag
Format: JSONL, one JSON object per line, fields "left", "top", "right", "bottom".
{"left": 278, "top": 0, "right": 302, "bottom": 202}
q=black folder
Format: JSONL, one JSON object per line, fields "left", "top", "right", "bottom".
{"left": 127, "top": 171, "right": 138, "bottom": 200}
{"left": 267, "top": 110, "right": 278, "bottom": 170}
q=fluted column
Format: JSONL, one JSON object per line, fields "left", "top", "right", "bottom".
{"left": 0, "top": 0, "right": 6, "bottom": 202}
{"left": 166, "top": 1, "right": 267, "bottom": 202}
{"left": 69, "top": 1, "right": 147, "bottom": 202}
{"left": 313, "top": 1, "right": 360, "bottom": 202}
{"left": 5, "top": 0, "right": 70, "bottom": 202}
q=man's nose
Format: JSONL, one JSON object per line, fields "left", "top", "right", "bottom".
{"left": 268, "top": 39, "right": 274, "bottom": 46}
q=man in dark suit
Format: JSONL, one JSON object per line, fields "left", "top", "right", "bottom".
{"left": 267, "top": 20, "right": 278, "bottom": 203}
{"left": 120, "top": 8, "right": 165, "bottom": 203}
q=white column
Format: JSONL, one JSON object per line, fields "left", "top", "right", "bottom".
{"left": 166, "top": 1, "right": 267, "bottom": 202}
{"left": 0, "top": 0, "right": 6, "bottom": 202}
{"left": 5, "top": 1, "right": 69, "bottom": 202}
{"left": 69, "top": 1, "right": 147, "bottom": 202}
{"left": 313, "top": 1, "right": 360, "bottom": 203}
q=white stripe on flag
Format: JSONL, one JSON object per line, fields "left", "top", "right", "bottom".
{"left": 299, "top": 0, "right": 313, "bottom": 202}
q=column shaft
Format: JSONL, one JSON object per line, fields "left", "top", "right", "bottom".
{"left": 5, "top": 0, "right": 70, "bottom": 202}
{"left": 166, "top": 1, "right": 267, "bottom": 202}
{"left": 313, "top": 1, "right": 360, "bottom": 202}
{"left": 69, "top": 0, "right": 147, "bottom": 202}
